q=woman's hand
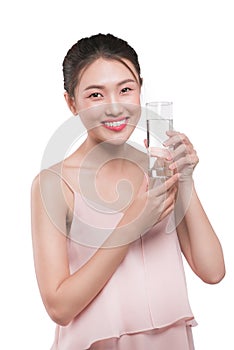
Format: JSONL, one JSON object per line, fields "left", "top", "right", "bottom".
{"left": 164, "top": 131, "right": 199, "bottom": 180}
{"left": 120, "top": 173, "right": 179, "bottom": 239}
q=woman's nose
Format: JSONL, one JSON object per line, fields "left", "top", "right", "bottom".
{"left": 104, "top": 102, "right": 124, "bottom": 118}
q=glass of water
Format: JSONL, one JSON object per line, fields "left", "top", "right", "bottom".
{"left": 146, "top": 101, "right": 173, "bottom": 181}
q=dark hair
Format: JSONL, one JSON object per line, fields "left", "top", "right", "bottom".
{"left": 62, "top": 33, "right": 143, "bottom": 97}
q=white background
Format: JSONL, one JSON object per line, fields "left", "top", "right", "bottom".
{"left": 0, "top": 0, "right": 233, "bottom": 349}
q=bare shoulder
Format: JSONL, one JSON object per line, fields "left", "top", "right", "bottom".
{"left": 32, "top": 158, "right": 78, "bottom": 191}
{"left": 31, "top": 164, "right": 63, "bottom": 194}
{"left": 31, "top": 164, "right": 73, "bottom": 227}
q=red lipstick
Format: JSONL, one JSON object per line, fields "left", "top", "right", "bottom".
{"left": 101, "top": 117, "right": 129, "bottom": 131}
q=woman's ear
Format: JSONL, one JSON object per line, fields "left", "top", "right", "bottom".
{"left": 64, "top": 92, "right": 78, "bottom": 115}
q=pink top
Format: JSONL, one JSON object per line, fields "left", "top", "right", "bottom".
{"left": 50, "top": 177, "right": 196, "bottom": 350}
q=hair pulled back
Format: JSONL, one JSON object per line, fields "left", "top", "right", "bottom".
{"left": 63, "top": 33, "right": 142, "bottom": 97}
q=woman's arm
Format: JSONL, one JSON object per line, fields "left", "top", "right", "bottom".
{"left": 31, "top": 169, "right": 178, "bottom": 326}
{"left": 31, "top": 170, "right": 131, "bottom": 326}
{"left": 164, "top": 131, "right": 225, "bottom": 284}
{"left": 176, "top": 179, "right": 225, "bottom": 284}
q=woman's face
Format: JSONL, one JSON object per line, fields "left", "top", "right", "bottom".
{"left": 65, "top": 58, "right": 141, "bottom": 145}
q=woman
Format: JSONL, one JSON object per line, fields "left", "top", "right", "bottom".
{"left": 31, "top": 33, "right": 225, "bottom": 349}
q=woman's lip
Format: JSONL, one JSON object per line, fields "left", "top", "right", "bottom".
{"left": 101, "top": 117, "right": 129, "bottom": 131}
{"left": 101, "top": 116, "right": 129, "bottom": 123}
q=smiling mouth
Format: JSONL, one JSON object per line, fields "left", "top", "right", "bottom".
{"left": 101, "top": 117, "right": 129, "bottom": 131}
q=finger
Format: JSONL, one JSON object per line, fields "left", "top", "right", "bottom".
{"left": 138, "top": 173, "right": 149, "bottom": 194}
{"left": 164, "top": 133, "right": 191, "bottom": 148}
{"left": 149, "top": 147, "right": 172, "bottom": 160}
{"left": 144, "top": 139, "right": 148, "bottom": 148}
{"left": 153, "top": 173, "right": 179, "bottom": 196}
{"left": 163, "top": 134, "right": 184, "bottom": 148}
{"left": 163, "top": 189, "right": 176, "bottom": 212}
{"left": 165, "top": 130, "right": 179, "bottom": 137}
{"left": 172, "top": 146, "right": 197, "bottom": 165}
{"left": 170, "top": 143, "right": 188, "bottom": 160}
{"left": 163, "top": 131, "right": 181, "bottom": 146}
{"left": 158, "top": 201, "right": 175, "bottom": 222}
{"left": 168, "top": 183, "right": 178, "bottom": 196}
{"left": 161, "top": 182, "right": 177, "bottom": 207}
{"left": 169, "top": 154, "right": 198, "bottom": 171}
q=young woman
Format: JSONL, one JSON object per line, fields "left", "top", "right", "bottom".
{"left": 31, "top": 33, "right": 225, "bottom": 350}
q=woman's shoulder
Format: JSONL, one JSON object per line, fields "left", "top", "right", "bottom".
{"left": 31, "top": 160, "right": 77, "bottom": 194}
{"left": 31, "top": 162, "right": 75, "bottom": 222}
{"left": 32, "top": 162, "right": 62, "bottom": 184}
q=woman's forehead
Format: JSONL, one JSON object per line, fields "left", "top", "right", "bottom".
{"left": 77, "top": 58, "right": 139, "bottom": 89}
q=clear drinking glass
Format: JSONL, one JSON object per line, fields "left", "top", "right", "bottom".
{"left": 146, "top": 101, "right": 173, "bottom": 181}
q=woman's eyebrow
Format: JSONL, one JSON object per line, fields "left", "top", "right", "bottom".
{"left": 84, "top": 84, "right": 105, "bottom": 91}
{"left": 117, "top": 78, "right": 137, "bottom": 86}
{"left": 84, "top": 79, "right": 137, "bottom": 92}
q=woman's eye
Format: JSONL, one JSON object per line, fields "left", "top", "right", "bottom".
{"left": 89, "top": 92, "right": 103, "bottom": 98}
{"left": 121, "top": 87, "right": 132, "bottom": 94}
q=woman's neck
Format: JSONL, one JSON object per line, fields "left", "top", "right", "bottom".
{"left": 80, "top": 137, "right": 130, "bottom": 171}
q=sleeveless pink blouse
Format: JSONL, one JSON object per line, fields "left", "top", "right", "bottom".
{"left": 50, "top": 181, "right": 196, "bottom": 350}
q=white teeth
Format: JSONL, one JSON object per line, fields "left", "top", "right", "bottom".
{"left": 104, "top": 119, "right": 126, "bottom": 127}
